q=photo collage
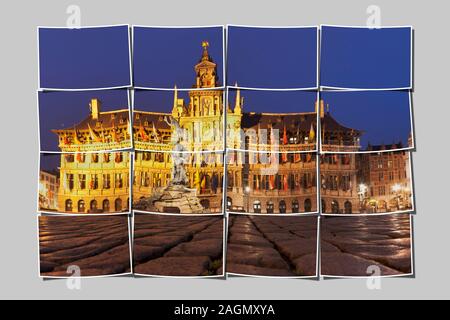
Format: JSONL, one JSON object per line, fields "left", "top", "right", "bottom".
{"left": 37, "top": 24, "right": 415, "bottom": 279}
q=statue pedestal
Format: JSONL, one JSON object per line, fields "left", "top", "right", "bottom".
{"left": 136, "top": 185, "right": 205, "bottom": 214}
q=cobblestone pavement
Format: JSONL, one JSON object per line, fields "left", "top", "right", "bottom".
{"left": 39, "top": 215, "right": 131, "bottom": 277}
{"left": 227, "top": 215, "right": 318, "bottom": 277}
{"left": 133, "top": 214, "right": 224, "bottom": 277}
{"left": 321, "top": 214, "right": 413, "bottom": 277}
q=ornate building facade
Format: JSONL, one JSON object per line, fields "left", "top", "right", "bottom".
{"left": 49, "top": 99, "right": 131, "bottom": 214}
{"left": 132, "top": 42, "right": 225, "bottom": 213}
{"left": 38, "top": 170, "right": 59, "bottom": 211}
{"left": 358, "top": 144, "right": 412, "bottom": 213}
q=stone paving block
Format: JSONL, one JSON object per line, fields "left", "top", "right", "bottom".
{"left": 165, "top": 239, "right": 223, "bottom": 258}
{"left": 293, "top": 253, "right": 317, "bottom": 276}
{"left": 133, "top": 244, "right": 165, "bottom": 263}
{"left": 321, "top": 252, "right": 401, "bottom": 277}
{"left": 134, "top": 256, "right": 212, "bottom": 276}
{"left": 321, "top": 214, "right": 413, "bottom": 276}
{"left": 227, "top": 263, "right": 295, "bottom": 277}
{"left": 38, "top": 215, "right": 131, "bottom": 277}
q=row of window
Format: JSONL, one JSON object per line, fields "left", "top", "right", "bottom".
{"left": 65, "top": 173, "right": 128, "bottom": 190}
{"left": 227, "top": 198, "right": 314, "bottom": 213}
{"left": 64, "top": 198, "right": 128, "bottom": 213}
{"left": 64, "top": 153, "right": 125, "bottom": 164}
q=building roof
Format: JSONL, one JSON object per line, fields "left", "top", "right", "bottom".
{"left": 242, "top": 112, "right": 316, "bottom": 132}
{"left": 322, "top": 112, "right": 363, "bottom": 136}
{"left": 366, "top": 141, "right": 404, "bottom": 151}
{"left": 53, "top": 109, "right": 129, "bottom": 132}
{"left": 133, "top": 111, "right": 171, "bottom": 130}
{"left": 241, "top": 111, "right": 361, "bottom": 135}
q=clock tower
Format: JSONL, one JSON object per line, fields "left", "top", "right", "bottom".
{"left": 176, "top": 41, "right": 223, "bottom": 152}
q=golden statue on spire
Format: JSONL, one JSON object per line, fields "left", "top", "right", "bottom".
{"left": 202, "top": 40, "right": 209, "bottom": 49}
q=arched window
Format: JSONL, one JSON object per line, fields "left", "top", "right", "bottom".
{"left": 90, "top": 200, "right": 98, "bottom": 211}
{"left": 321, "top": 199, "right": 326, "bottom": 213}
{"left": 292, "top": 200, "right": 299, "bottom": 213}
{"left": 65, "top": 199, "right": 73, "bottom": 212}
{"left": 279, "top": 200, "right": 287, "bottom": 214}
{"left": 200, "top": 199, "right": 210, "bottom": 210}
{"left": 115, "top": 198, "right": 122, "bottom": 212}
{"left": 304, "top": 199, "right": 312, "bottom": 212}
{"left": 344, "top": 201, "right": 352, "bottom": 214}
{"left": 253, "top": 200, "right": 261, "bottom": 213}
{"left": 78, "top": 200, "right": 85, "bottom": 213}
{"left": 102, "top": 199, "right": 110, "bottom": 212}
{"left": 266, "top": 201, "right": 274, "bottom": 214}
{"left": 331, "top": 200, "right": 340, "bottom": 214}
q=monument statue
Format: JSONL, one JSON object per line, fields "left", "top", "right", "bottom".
{"left": 135, "top": 115, "right": 205, "bottom": 214}
{"left": 164, "top": 116, "right": 188, "bottom": 186}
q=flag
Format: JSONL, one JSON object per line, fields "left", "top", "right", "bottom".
{"left": 306, "top": 153, "right": 312, "bottom": 162}
{"left": 283, "top": 125, "right": 288, "bottom": 145}
{"left": 309, "top": 123, "right": 315, "bottom": 142}
{"left": 152, "top": 122, "right": 160, "bottom": 143}
{"left": 73, "top": 128, "right": 82, "bottom": 145}
{"left": 282, "top": 152, "right": 288, "bottom": 163}
{"left": 269, "top": 175, "right": 275, "bottom": 190}
{"left": 63, "top": 134, "right": 70, "bottom": 145}
{"left": 194, "top": 170, "right": 201, "bottom": 191}
{"left": 76, "top": 148, "right": 81, "bottom": 162}
{"left": 294, "top": 153, "right": 301, "bottom": 163}
{"left": 139, "top": 122, "right": 149, "bottom": 142}
{"left": 111, "top": 121, "right": 118, "bottom": 143}
{"left": 283, "top": 175, "right": 289, "bottom": 191}
{"left": 88, "top": 123, "right": 102, "bottom": 143}
{"left": 201, "top": 175, "right": 206, "bottom": 190}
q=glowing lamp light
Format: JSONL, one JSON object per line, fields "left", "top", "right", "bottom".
{"left": 392, "top": 184, "right": 401, "bottom": 192}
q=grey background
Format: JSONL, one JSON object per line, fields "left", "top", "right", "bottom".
{"left": 0, "top": 0, "right": 446, "bottom": 299}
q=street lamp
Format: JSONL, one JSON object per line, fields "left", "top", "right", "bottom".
{"left": 244, "top": 186, "right": 251, "bottom": 212}
{"left": 358, "top": 183, "right": 368, "bottom": 212}
{"left": 392, "top": 183, "right": 402, "bottom": 210}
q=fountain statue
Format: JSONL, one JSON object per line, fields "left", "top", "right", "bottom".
{"left": 135, "top": 116, "right": 205, "bottom": 214}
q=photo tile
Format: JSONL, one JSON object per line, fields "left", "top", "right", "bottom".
{"left": 320, "top": 26, "right": 413, "bottom": 90}
{"left": 227, "top": 26, "right": 318, "bottom": 89}
{"left": 226, "top": 150, "right": 318, "bottom": 214}
{"left": 38, "top": 25, "right": 132, "bottom": 90}
{"left": 133, "top": 26, "right": 224, "bottom": 89}
{"left": 133, "top": 89, "right": 224, "bottom": 152}
{"left": 226, "top": 214, "right": 318, "bottom": 278}
{"left": 38, "top": 89, "right": 132, "bottom": 153}
{"left": 320, "top": 151, "right": 414, "bottom": 215}
{"left": 320, "top": 90, "right": 414, "bottom": 154}
{"left": 133, "top": 213, "right": 225, "bottom": 277}
{"left": 226, "top": 88, "right": 318, "bottom": 152}
{"left": 39, "top": 214, "right": 132, "bottom": 278}
{"left": 321, "top": 214, "right": 413, "bottom": 278}
{"left": 39, "top": 152, "right": 131, "bottom": 214}
{"left": 133, "top": 151, "right": 225, "bottom": 215}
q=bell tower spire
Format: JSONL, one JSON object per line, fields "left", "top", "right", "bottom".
{"left": 194, "top": 41, "right": 218, "bottom": 88}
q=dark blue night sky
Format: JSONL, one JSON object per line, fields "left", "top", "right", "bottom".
{"left": 228, "top": 89, "right": 316, "bottom": 114}
{"left": 39, "top": 25, "right": 131, "bottom": 89}
{"left": 133, "top": 27, "right": 224, "bottom": 89}
{"left": 39, "top": 89, "right": 129, "bottom": 151}
{"left": 320, "top": 26, "right": 412, "bottom": 89}
{"left": 134, "top": 90, "right": 191, "bottom": 113}
{"left": 227, "top": 26, "right": 317, "bottom": 89}
{"left": 40, "top": 153, "right": 61, "bottom": 173}
{"left": 321, "top": 91, "right": 412, "bottom": 149}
